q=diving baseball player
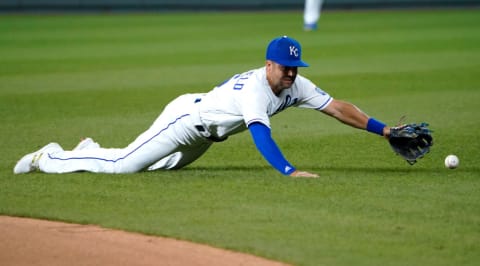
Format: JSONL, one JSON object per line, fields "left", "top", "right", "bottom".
{"left": 14, "top": 36, "right": 393, "bottom": 178}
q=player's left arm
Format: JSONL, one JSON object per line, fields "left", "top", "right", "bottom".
{"left": 321, "top": 99, "right": 391, "bottom": 137}
{"left": 321, "top": 99, "right": 434, "bottom": 164}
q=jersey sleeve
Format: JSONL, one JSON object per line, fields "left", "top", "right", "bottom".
{"left": 295, "top": 76, "right": 333, "bottom": 110}
{"left": 242, "top": 94, "right": 271, "bottom": 127}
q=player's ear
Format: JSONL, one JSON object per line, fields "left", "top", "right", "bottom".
{"left": 265, "top": 60, "right": 273, "bottom": 70}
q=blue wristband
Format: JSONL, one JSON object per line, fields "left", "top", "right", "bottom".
{"left": 367, "top": 118, "right": 386, "bottom": 136}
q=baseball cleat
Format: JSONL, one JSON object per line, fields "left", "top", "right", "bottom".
{"left": 73, "top": 137, "right": 100, "bottom": 151}
{"left": 13, "top": 143, "right": 63, "bottom": 174}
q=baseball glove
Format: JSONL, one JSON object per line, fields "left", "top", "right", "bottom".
{"left": 389, "top": 122, "right": 433, "bottom": 165}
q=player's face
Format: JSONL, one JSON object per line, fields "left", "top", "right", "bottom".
{"left": 266, "top": 60, "right": 298, "bottom": 95}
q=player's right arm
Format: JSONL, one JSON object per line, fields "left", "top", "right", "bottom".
{"left": 248, "top": 122, "right": 318, "bottom": 178}
{"left": 234, "top": 69, "right": 319, "bottom": 177}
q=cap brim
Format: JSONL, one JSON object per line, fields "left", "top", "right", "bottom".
{"left": 274, "top": 59, "right": 309, "bottom": 67}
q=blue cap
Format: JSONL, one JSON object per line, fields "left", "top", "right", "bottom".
{"left": 266, "top": 36, "right": 309, "bottom": 67}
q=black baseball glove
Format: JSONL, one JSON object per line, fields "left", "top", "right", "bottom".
{"left": 389, "top": 122, "right": 433, "bottom": 165}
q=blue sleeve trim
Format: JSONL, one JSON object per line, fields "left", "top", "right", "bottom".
{"left": 248, "top": 122, "right": 296, "bottom": 175}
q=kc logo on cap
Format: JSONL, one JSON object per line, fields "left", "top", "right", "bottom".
{"left": 289, "top": 46, "right": 299, "bottom": 57}
{"left": 266, "top": 36, "right": 309, "bottom": 67}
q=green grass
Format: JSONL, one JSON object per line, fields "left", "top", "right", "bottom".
{"left": 1, "top": 9, "right": 480, "bottom": 266}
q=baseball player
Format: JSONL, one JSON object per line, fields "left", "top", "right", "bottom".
{"left": 304, "top": 0, "right": 324, "bottom": 31}
{"left": 14, "top": 36, "right": 392, "bottom": 178}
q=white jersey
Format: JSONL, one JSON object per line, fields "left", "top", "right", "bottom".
{"left": 197, "top": 66, "right": 333, "bottom": 139}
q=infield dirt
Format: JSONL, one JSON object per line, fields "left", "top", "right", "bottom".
{"left": 0, "top": 216, "right": 289, "bottom": 266}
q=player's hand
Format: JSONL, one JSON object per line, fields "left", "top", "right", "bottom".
{"left": 383, "top": 126, "right": 391, "bottom": 139}
{"left": 290, "top": 170, "right": 319, "bottom": 178}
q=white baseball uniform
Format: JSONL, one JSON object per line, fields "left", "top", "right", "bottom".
{"left": 37, "top": 66, "right": 332, "bottom": 174}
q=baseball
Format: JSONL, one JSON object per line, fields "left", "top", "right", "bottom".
{"left": 444, "top": 155, "right": 459, "bottom": 169}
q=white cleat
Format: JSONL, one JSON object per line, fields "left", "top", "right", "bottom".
{"left": 73, "top": 137, "right": 100, "bottom": 151}
{"left": 13, "top": 143, "right": 63, "bottom": 174}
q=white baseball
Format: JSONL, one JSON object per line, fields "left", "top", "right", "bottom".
{"left": 444, "top": 155, "right": 459, "bottom": 169}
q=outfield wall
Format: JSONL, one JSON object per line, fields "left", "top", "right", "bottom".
{"left": 0, "top": 0, "right": 479, "bottom": 12}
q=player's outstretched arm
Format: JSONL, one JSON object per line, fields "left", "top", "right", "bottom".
{"left": 321, "top": 99, "right": 370, "bottom": 129}
{"left": 321, "top": 99, "right": 390, "bottom": 137}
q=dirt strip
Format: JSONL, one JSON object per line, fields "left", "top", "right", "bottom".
{"left": 0, "top": 216, "right": 290, "bottom": 266}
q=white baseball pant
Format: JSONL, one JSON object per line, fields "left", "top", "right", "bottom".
{"left": 38, "top": 94, "right": 212, "bottom": 174}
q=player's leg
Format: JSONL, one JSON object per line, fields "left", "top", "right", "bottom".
{"left": 36, "top": 95, "right": 205, "bottom": 173}
{"left": 147, "top": 140, "right": 212, "bottom": 171}
{"left": 36, "top": 129, "right": 173, "bottom": 173}
{"left": 73, "top": 138, "right": 100, "bottom": 151}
